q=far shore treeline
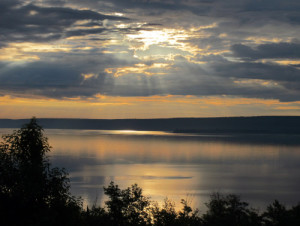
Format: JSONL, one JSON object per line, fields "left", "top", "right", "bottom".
{"left": 1, "top": 116, "right": 300, "bottom": 134}
{"left": 1, "top": 118, "right": 300, "bottom": 225}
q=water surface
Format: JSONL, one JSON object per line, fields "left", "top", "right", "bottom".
{"left": 1, "top": 128, "right": 300, "bottom": 210}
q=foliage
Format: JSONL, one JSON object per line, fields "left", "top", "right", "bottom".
{"left": 0, "top": 117, "right": 82, "bottom": 226}
{"left": 103, "top": 181, "right": 152, "bottom": 225}
{"left": 151, "top": 197, "right": 201, "bottom": 226}
{"left": 151, "top": 198, "right": 178, "bottom": 226}
{"left": 84, "top": 183, "right": 201, "bottom": 226}
{"left": 262, "top": 200, "right": 300, "bottom": 226}
{"left": 202, "top": 193, "right": 261, "bottom": 226}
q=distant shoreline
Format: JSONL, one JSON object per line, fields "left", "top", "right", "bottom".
{"left": 1, "top": 116, "right": 300, "bottom": 135}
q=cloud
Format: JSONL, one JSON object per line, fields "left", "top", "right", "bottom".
{"left": 0, "top": 47, "right": 299, "bottom": 102}
{"left": 0, "top": 1, "right": 128, "bottom": 44}
{"left": 0, "top": 0, "right": 300, "bottom": 105}
{"left": 89, "top": 0, "right": 300, "bottom": 27}
{"left": 0, "top": 49, "right": 140, "bottom": 98}
{"left": 211, "top": 60, "right": 300, "bottom": 82}
{"left": 231, "top": 42, "right": 300, "bottom": 60}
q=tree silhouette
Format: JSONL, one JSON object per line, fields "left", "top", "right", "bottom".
{"left": 262, "top": 200, "right": 300, "bottom": 226}
{"left": 103, "top": 181, "right": 151, "bottom": 226}
{"left": 0, "top": 117, "right": 81, "bottom": 226}
{"left": 202, "top": 193, "right": 261, "bottom": 226}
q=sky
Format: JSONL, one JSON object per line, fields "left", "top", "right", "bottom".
{"left": 0, "top": 0, "right": 300, "bottom": 119}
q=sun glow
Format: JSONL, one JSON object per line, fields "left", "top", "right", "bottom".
{"left": 126, "top": 29, "right": 189, "bottom": 50}
{"left": 105, "top": 63, "right": 170, "bottom": 77}
{"left": 0, "top": 42, "right": 72, "bottom": 62}
{"left": 124, "top": 24, "right": 220, "bottom": 58}
{"left": 81, "top": 73, "right": 98, "bottom": 80}
{"left": 1, "top": 94, "right": 300, "bottom": 119}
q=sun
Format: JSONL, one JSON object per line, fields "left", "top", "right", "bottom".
{"left": 126, "top": 29, "right": 189, "bottom": 50}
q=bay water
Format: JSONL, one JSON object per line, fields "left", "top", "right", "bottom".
{"left": 1, "top": 128, "right": 300, "bottom": 211}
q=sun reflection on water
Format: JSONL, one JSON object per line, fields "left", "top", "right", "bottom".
{"left": 1, "top": 128, "right": 300, "bottom": 211}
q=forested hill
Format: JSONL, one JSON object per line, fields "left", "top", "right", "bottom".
{"left": 1, "top": 116, "right": 300, "bottom": 134}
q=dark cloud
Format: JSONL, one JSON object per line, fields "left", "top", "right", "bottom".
{"left": 0, "top": 1, "right": 128, "bottom": 44}
{"left": 65, "top": 28, "right": 107, "bottom": 37}
{"left": 0, "top": 62, "right": 82, "bottom": 94}
{"left": 86, "top": 0, "right": 300, "bottom": 26}
{"left": 77, "top": 0, "right": 192, "bottom": 12}
{"left": 0, "top": 50, "right": 140, "bottom": 98}
{"left": 204, "top": 60, "right": 300, "bottom": 101}
{"left": 0, "top": 64, "right": 111, "bottom": 98}
{"left": 0, "top": 52, "right": 300, "bottom": 102}
{"left": 231, "top": 42, "right": 300, "bottom": 60}
{"left": 88, "top": 56, "right": 299, "bottom": 102}
{"left": 211, "top": 61, "right": 300, "bottom": 82}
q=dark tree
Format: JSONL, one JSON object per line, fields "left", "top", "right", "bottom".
{"left": 0, "top": 117, "right": 81, "bottom": 226}
{"left": 151, "top": 198, "right": 178, "bottom": 226}
{"left": 103, "top": 181, "right": 152, "bottom": 226}
{"left": 202, "top": 193, "right": 261, "bottom": 226}
{"left": 262, "top": 200, "right": 300, "bottom": 226}
{"left": 263, "top": 200, "right": 288, "bottom": 226}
